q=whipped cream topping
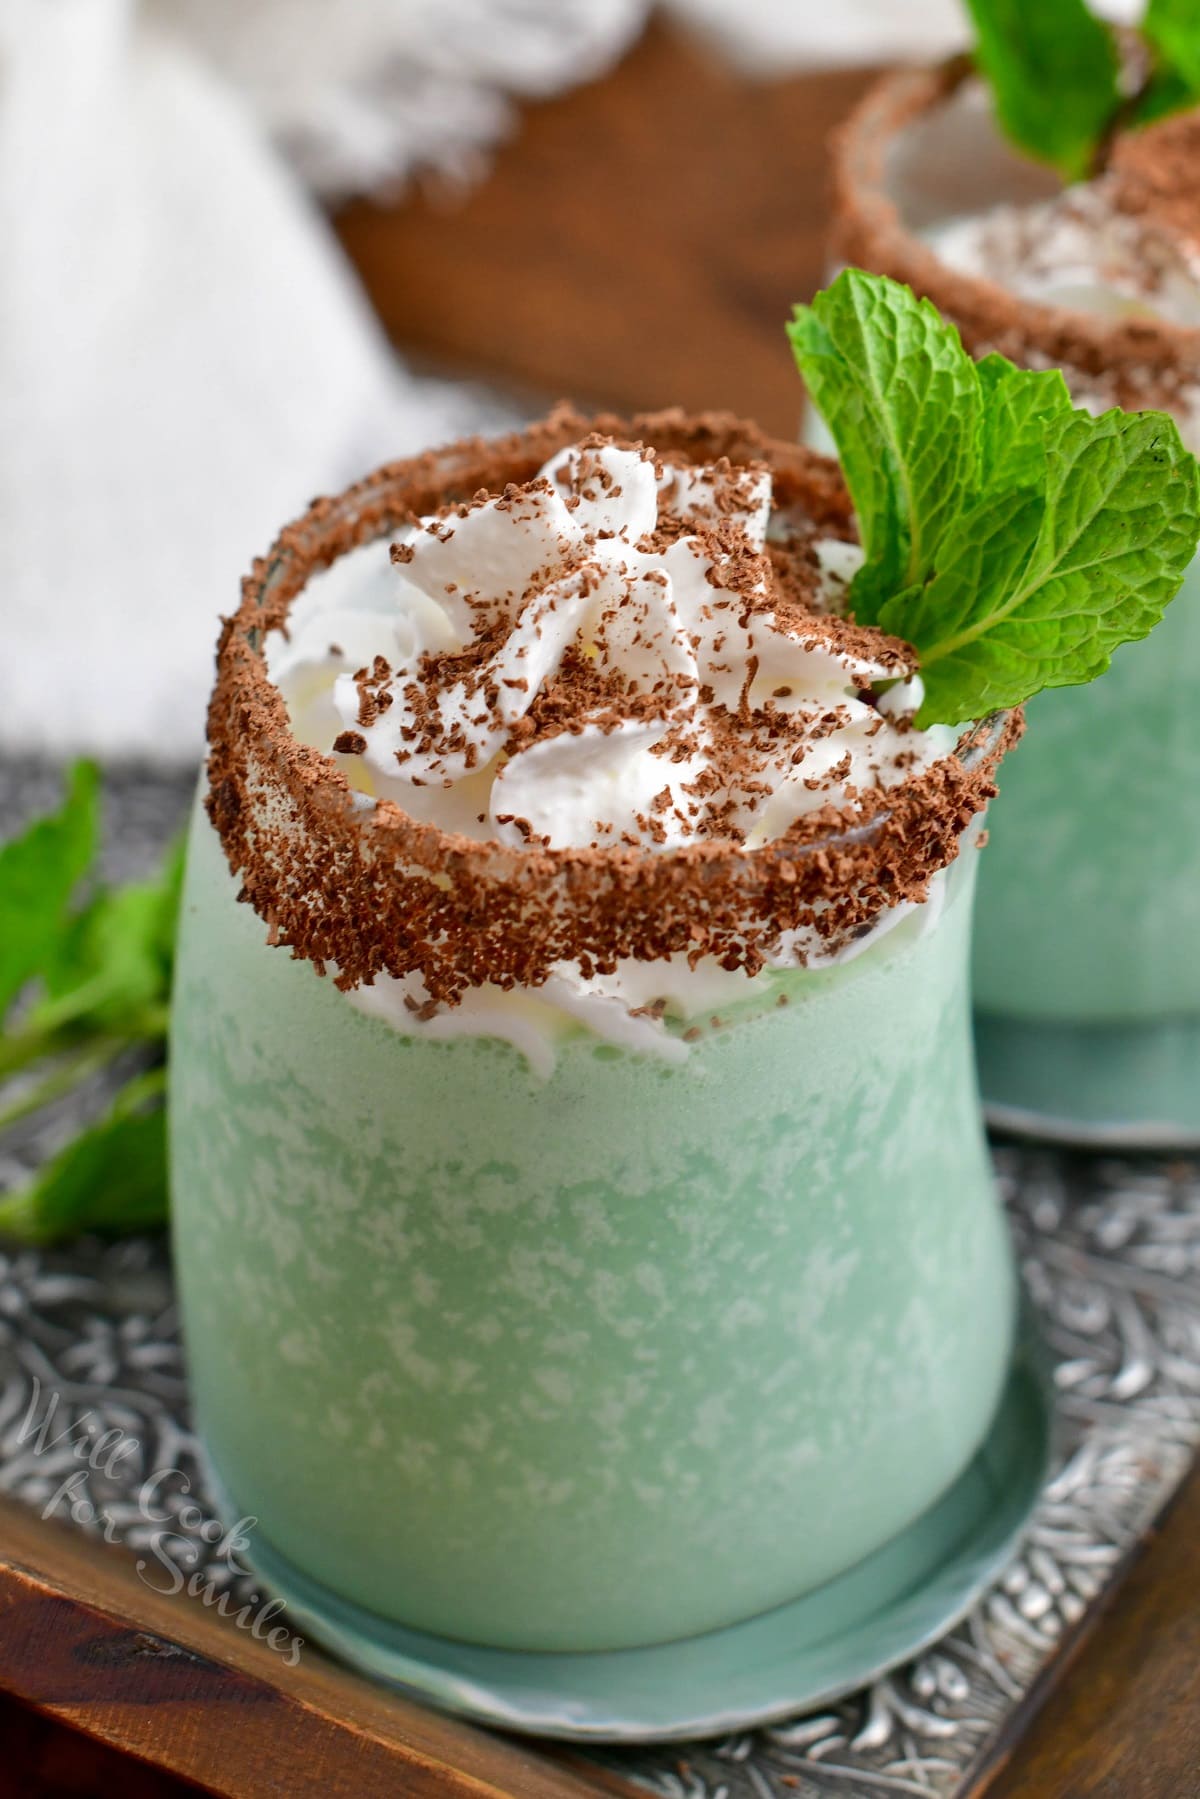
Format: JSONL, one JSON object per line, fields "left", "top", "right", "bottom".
{"left": 929, "top": 181, "right": 1200, "bottom": 446}
{"left": 267, "top": 437, "right": 956, "bottom": 1067}
{"left": 932, "top": 180, "right": 1200, "bottom": 328}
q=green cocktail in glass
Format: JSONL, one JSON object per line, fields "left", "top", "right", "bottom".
{"left": 972, "top": 561, "right": 1200, "bottom": 1140}
{"left": 829, "top": 62, "right": 1200, "bottom": 1142}
{"left": 173, "top": 785, "right": 1009, "bottom": 1652}
{"left": 170, "top": 409, "right": 1020, "bottom": 1665}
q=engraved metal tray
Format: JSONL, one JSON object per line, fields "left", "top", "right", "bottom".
{"left": 3, "top": 762, "right": 1199, "bottom": 1798}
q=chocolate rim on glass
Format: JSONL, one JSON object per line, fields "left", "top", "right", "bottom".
{"left": 831, "top": 57, "right": 1200, "bottom": 409}
{"left": 207, "top": 408, "right": 1016, "bottom": 997}
{"left": 828, "top": 65, "right": 1200, "bottom": 1149}
{"left": 172, "top": 408, "right": 1023, "bottom": 1712}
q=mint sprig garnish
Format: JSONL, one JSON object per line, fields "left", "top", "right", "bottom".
{"left": 789, "top": 269, "right": 1200, "bottom": 726}
{"left": 965, "top": 0, "right": 1119, "bottom": 182}
{"left": 966, "top": 0, "right": 1200, "bottom": 177}
{"left": 0, "top": 766, "right": 180, "bottom": 1243}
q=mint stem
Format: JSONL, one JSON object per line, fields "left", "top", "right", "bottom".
{"left": 111, "top": 1065, "right": 167, "bottom": 1116}
{"left": 0, "top": 1005, "right": 168, "bottom": 1084}
{"left": 0, "top": 1184, "right": 44, "bottom": 1244}
{"left": 0, "top": 1038, "right": 130, "bottom": 1136}
{"left": 0, "top": 1024, "right": 70, "bottom": 1082}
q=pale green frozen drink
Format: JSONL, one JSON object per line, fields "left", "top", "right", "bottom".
{"left": 170, "top": 409, "right": 1019, "bottom": 1659}
{"left": 828, "top": 64, "right": 1200, "bottom": 1141}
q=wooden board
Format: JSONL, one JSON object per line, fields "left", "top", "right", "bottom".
{"left": 0, "top": 1492, "right": 623, "bottom": 1798}
{"left": 977, "top": 1461, "right": 1200, "bottom": 1799}
{"left": 334, "top": 21, "right": 881, "bottom": 439}
{"left": 5, "top": 1464, "right": 1200, "bottom": 1797}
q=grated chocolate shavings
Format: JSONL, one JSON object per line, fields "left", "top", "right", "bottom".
{"left": 206, "top": 407, "right": 1019, "bottom": 1005}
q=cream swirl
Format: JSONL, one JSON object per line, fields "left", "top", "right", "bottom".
{"left": 273, "top": 438, "right": 949, "bottom": 853}
{"left": 266, "top": 436, "right": 957, "bottom": 1067}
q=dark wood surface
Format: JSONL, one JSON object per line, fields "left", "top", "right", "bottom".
{"left": 980, "top": 1461, "right": 1200, "bottom": 1799}
{"left": 8, "top": 16, "right": 1199, "bottom": 1797}
{"left": 335, "top": 20, "right": 879, "bottom": 439}
{"left": 0, "top": 1493, "right": 618, "bottom": 1799}
{"left": 0, "top": 1692, "right": 209, "bottom": 1798}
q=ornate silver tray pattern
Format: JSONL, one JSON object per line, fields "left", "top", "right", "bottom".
{"left": 2, "top": 765, "right": 1199, "bottom": 1798}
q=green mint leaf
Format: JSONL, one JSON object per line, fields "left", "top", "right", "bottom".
{"left": 791, "top": 270, "right": 1200, "bottom": 726}
{"left": 0, "top": 762, "right": 99, "bottom": 1019}
{"left": 0, "top": 790, "right": 180, "bottom": 1246}
{"left": 34, "top": 834, "right": 184, "bottom": 1037}
{"left": 787, "top": 270, "right": 980, "bottom": 625}
{"left": 37, "top": 887, "right": 168, "bottom": 1031}
{"left": 0, "top": 1070, "right": 167, "bottom": 1245}
{"left": 976, "top": 356, "right": 1073, "bottom": 490}
{"left": 876, "top": 485, "right": 1047, "bottom": 718}
{"left": 1143, "top": 0, "right": 1200, "bottom": 95}
{"left": 912, "top": 407, "right": 1200, "bottom": 723}
{"left": 0, "top": 801, "right": 182, "bottom": 1242}
{"left": 964, "top": 0, "right": 1120, "bottom": 180}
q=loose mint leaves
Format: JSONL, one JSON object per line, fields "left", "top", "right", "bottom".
{"left": 964, "top": 0, "right": 1119, "bottom": 182}
{"left": 967, "top": 0, "right": 1200, "bottom": 175}
{"left": 0, "top": 760, "right": 98, "bottom": 1018}
{"left": 789, "top": 269, "right": 1200, "bottom": 726}
{"left": 0, "top": 1071, "right": 168, "bottom": 1246}
{"left": 0, "top": 767, "right": 182, "bottom": 1243}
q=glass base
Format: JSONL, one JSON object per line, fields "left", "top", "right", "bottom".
{"left": 976, "top": 1011, "right": 1200, "bottom": 1149}
{"left": 203, "top": 1324, "right": 1050, "bottom": 1743}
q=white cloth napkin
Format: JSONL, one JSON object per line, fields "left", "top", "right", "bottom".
{"left": 0, "top": 0, "right": 637, "bottom": 764}
{"left": 667, "top": 0, "right": 1142, "bottom": 74}
{"left": 148, "top": 0, "right": 650, "bottom": 201}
